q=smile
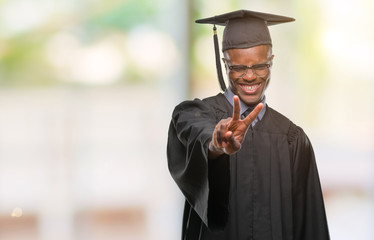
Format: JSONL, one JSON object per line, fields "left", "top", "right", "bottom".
{"left": 239, "top": 83, "right": 261, "bottom": 94}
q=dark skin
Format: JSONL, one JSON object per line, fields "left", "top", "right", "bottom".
{"left": 208, "top": 96, "right": 263, "bottom": 159}
{"left": 209, "top": 45, "right": 272, "bottom": 159}
{"left": 224, "top": 45, "right": 273, "bottom": 107}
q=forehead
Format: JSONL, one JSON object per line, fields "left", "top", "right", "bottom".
{"left": 225, "top": 45, "right": 270, "bottom": 63}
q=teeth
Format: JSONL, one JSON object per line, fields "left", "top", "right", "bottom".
{"left": 241, "top": 84, "right": 259, "bottom": 91}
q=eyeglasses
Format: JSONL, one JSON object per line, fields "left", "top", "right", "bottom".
{"left": 225, "top": 60, "right": 272, "bottom": 78}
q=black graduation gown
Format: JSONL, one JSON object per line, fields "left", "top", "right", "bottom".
{"left": 167, "top": 93, "right": 329, "bottom": 240}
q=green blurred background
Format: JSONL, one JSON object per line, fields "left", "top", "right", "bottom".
{"left": 0, "top": 0, "right": 373, "bottom": 239}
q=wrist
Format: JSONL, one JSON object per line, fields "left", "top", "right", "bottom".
{"left": 208, "top": 141, "right": 225, "bottom": 159}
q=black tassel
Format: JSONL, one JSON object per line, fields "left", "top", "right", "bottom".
{"left": 213, "top": 25, "right": 226, "bottom": 91}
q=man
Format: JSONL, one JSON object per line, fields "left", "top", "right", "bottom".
{"left": 167, "top": 9, "right": 329, "bottom": 240}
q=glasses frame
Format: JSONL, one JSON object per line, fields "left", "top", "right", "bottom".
{"left": 224, "top": 59, "right": 272, "bottom": 78}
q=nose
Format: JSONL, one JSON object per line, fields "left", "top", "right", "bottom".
{"left": 241, "top": 69, "right": 257, "bottom": 81}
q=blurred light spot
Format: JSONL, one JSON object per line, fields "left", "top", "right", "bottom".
{"left": 322, "top": 29, "right": 374, "bottom": 79}
{"left": 0, "top": 0, "right": 53, "bottom": 36}
{"left": 11, "top": 207, "right": 23, "bottom": 218}
{"left": 127, "top": 25, "right": 179, "bottom": 77}
{"left": 45, "top": 33, "right": 126, "bottom": 85}
{"left": 320, "top": 0, "right": 374, "bottom": 79}
{"left": 69, "top": 42, "right": 125, "bottom": 84}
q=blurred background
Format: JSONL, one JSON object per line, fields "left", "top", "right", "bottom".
{"left": 0, "top": 0, "right": 373, "bottom": 239}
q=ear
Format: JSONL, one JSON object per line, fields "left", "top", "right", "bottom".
{"left": 222, "top": 58, "right": 228, "bottom": 72}
{"left": 270, "top": 55, "right": 274, "bottom": 65}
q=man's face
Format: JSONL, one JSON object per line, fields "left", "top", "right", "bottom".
{"left": 223, "top": 45, "right": 273, "bottom": 106}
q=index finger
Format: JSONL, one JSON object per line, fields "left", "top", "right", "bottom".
{"left": 232, "top": 95, "right": 241, "bottom": 121}
{"left": 243, "top": 103, "right": 264, "bottom": 126}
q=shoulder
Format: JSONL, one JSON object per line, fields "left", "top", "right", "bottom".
{"left": 202, "top": 93, "right": 227, "bottom": 105}
{"left": 173, "top": 93, "right": 222, "bottom": 110}
{"left": 259, "top": 106, "right": 291, "bottom": 134}
{"left": 172, "top": 93, "right": 231, "bottom": 121}
{"left": 263, "top": 107, "right": 310, "bottom": 145}
{"left": 287, "top": 122, "right": 312, "bottom": 149}
{"left": 267, "top": 107, "right": 291, "bottom": 126}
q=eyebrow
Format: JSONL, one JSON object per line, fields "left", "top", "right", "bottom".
{"left": 227, "top": 60, "right": 271, "bottom": 66}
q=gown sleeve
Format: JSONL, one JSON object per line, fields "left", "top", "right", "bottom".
{"left": 167, "top": 99, "right": 230, "bottom": 231}
{"left": 288, "top": 124, "right": 330, "bottom": 240}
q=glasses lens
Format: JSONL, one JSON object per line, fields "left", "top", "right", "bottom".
{"left": 229, "top": 64, "right": 270, "bottom": 77}
{"left": 230, "top": 65, "right": 247, "bottom": 73}
{"left": 252, "top": 64, "right": 269, "bottom": 77}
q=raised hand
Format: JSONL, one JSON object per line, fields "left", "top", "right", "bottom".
{"left": 208, "top": 95, "right": 263, "bottom": 159}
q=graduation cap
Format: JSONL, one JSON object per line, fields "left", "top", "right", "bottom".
{"left": 195, "top": 10, "right": 295, "bottom": 91}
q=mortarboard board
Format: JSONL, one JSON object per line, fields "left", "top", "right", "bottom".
{"left": 195, "top": 10, "right": 295, "bottom": 91}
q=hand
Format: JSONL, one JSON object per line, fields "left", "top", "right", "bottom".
{"left": 209, "top": 95, "right": 263, "bottom": 158}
